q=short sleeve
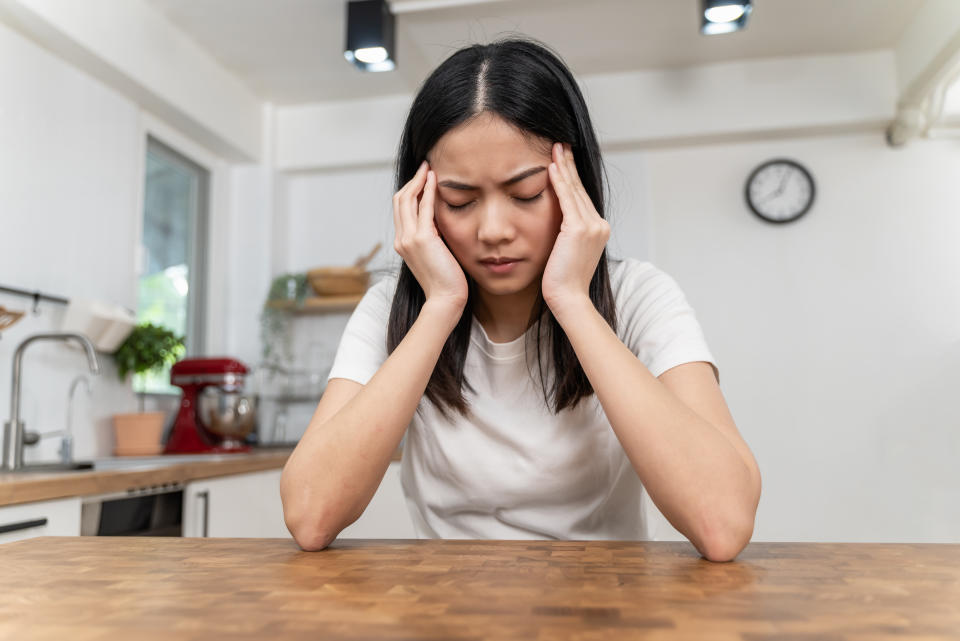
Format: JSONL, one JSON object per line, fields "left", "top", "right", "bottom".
{"left": 326, "top": 273, "right": 398, "bottom": 385}
{"left": 613, "top": 259, "right": 720, "bottom": 383}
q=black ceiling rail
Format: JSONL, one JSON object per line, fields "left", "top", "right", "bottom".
{"left": 0, "top": 284, "right": 69, "bottom": 314}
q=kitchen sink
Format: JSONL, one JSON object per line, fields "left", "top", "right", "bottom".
{"left": 11, "top": 461, "right": 95, "bottom": 473}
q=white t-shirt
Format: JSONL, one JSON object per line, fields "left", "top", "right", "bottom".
{"left": 327, "top": 258, "right": 718, "bottom": 541}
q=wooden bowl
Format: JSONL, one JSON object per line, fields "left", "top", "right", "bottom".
{"left": 307, "top": 266, "right": 370, "bottom": 296}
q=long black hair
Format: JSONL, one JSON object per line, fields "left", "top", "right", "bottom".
{"left": 387, "top": 37, "right": 617, "bottom": 421}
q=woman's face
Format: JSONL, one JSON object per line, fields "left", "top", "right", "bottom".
{"left": 426, "top": 112, "right": 562, "bottom": 298}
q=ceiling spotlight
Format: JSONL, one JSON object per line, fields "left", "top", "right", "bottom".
{"left": 344, "top": 0, "right": 396, "bottom": 72}
{"left": 701, "top": 0, "right": 752, "bottom": 35}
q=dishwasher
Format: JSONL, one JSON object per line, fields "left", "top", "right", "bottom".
{"left": 80, "top": 482, "right": 184, "bottom": 536}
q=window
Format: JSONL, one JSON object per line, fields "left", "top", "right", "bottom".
{"left": 137, "top": 137, "right": 209, "bottom": 394}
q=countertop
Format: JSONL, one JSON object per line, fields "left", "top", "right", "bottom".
{"left": 1, "top": 445, "right": 404, "bottom": 507}
{"left": 1, "top": 537, "right": 958, "bottom": 640}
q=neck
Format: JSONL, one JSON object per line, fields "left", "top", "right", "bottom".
{"left": 472, "top": 279, "right": 542, "bottom": 343}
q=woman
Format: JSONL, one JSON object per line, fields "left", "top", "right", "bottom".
{"left": 281, "top": 38, "right": 761, "bottom": 562}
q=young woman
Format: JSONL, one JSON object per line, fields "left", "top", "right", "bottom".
{"left": 281, "top": 38, "right": 761, "bottom": 562}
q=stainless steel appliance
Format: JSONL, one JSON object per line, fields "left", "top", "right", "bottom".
{"left": 80, "top": 483, "right": 184, "bottom": 536}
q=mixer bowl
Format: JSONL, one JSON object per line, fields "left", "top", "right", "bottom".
{"left": 198, "top": 387, "right": 257, "bottom": 444}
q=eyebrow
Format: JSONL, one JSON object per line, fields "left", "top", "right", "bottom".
{"left": 437, "top": 166, "right": 546, "bottom": 191}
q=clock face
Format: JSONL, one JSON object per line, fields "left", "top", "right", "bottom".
{"left": 745, "top": 159, "right": 815, "bottom": 224}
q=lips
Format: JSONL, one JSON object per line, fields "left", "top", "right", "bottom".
{"left": 479, "top": 257, "right": 521, "bottom": 265}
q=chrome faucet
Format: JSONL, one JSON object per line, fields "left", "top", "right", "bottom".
{"left": 2, "top": 333, "right": 101, "bottom": 471}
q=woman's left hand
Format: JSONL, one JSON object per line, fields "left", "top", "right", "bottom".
{"left": 541, "top": 142, "right": 611, "bottom": 319}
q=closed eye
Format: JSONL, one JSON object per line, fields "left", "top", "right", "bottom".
{"left": 444, "top": 191, "right": 543, "bottom": 211}
{"left": 516, "top": 192, "right": 544, "bottom": 204}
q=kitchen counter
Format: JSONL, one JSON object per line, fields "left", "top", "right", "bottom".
{"left": 1, "top": 537, "right": 958, "bottom": 640}
{"left": 0, "top": 449, "right": 294, "bottom": 506}
{"left": 0, "top": 445, "right": 404, "bottom": 507}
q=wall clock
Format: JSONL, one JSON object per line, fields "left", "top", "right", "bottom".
{"left": 745, "top": 158, "right": 815, "bottom": 224}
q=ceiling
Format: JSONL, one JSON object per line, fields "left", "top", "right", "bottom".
{"left": 145, "top": 0, "right": 925, "bottom": 105}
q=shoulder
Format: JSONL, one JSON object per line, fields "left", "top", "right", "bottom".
{"left": 607, "top": 257, "right": 696, "bottom": 331}
{"left": 607, "top": 257, "right": 681, "bottom": 302}
{"left": 368, "top": 268, "right": 400, "bottom": 301}
{"left": 348, "top": 268, "right": 400, "bottom": 322}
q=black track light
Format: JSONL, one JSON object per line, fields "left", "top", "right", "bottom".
{"left": 344, "top": 0, "right": 396, "bottom": 72}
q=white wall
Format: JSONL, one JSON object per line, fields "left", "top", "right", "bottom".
{"left": 642, "top": 133, "right": 960, "bottom": 543}
{"left": 0, "top": 18, "right": 241, "bottom": 462}
{"left": 0, "top": 0, "right": 262, "bottom": 160}
{"left": 0, "top": 20, "right": 141, "bottom": 461}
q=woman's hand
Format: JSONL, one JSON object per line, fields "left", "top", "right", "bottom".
{"left": 393, "top": 160, "right": 469, "bottom": 309}
{"left": 541, "top": 142, "right": 611, "bottom": 319}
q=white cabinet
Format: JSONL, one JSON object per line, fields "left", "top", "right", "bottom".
{"left": 338, "top": 461, "right": 416, "bottom": 539}
{"left": 0, "top": 497, "right": 82, "bottom": 544}
{"left": 183, "top": 469, "right": 290, "bottom": 538}
{"left": 180, "top": 462, "right": 416, "bottom": 540}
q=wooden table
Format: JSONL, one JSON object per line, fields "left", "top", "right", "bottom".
{"left": 1, "top": 537, "right": 958, "bottom": 640}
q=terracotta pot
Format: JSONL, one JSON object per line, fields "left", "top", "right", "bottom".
{"left": 112, "top": 412, "right": 166, "bottom": 456}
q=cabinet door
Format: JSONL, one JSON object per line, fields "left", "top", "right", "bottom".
{"left": 0, "top": 497, "right": 82, "bottom": 544}
{"left": 183, "top": 469, "right": 290, "bottom": 538}
{"left": 338, "top": 461, "right": 416, "bottom": 539}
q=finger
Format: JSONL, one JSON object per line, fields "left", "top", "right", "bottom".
{"left": 400, "top": 161, "right": 429, "bottom": 229}
{"left": 399, "top": 160, "right": 429, "bottom": 204}
{"left": 562, "top": 143, "right": 586, "bottom": 192}
{"left": 557, "top": 143, "right": 596, "bottom": 220}
{"left": 417, "top": 170, "right": 438, "bottom": 234}
{"left": 392, "top": 195, "right": 402, "bottom": 244}
{"left": 550, "top": 145, "right": 586, "bottom": 223}
{"left": 548, "top": 161, "right": 585, "bottom": 225}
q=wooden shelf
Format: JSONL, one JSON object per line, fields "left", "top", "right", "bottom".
{"left": 265, "top": 295, "right": 362, "bottom": 314}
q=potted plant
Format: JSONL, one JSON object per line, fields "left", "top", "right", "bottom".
{"left": 259, "top": 272, "right": 308, "bottom": 367}
{"left": 110, "top": 322, "right": 185, "bottom": 455}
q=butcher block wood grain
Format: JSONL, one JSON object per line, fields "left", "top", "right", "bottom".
{"left": 1, "top": 537, "right": 958, "bottom": 640}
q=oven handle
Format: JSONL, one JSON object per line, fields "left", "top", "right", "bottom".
{"left": 197, "top": 490, "right": 210, "bottom": 537}
{"left": 0, "top": 518, "right": 47, "bottom": 534}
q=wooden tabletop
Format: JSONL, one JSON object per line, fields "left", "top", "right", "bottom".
{"left": 1, "top": 537, "right": 958, "bottom": 640}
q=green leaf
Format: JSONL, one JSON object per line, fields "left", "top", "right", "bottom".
{"left": 112, "top": 322, "right": 186, "bottom": 382}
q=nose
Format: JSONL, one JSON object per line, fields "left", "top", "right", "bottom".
{"left": 476, "top": 198, "right": 516, "bottom": 245}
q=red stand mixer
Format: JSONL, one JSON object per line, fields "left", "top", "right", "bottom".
{"left": 165, "top": 358, "right": 256, "bottom": 454}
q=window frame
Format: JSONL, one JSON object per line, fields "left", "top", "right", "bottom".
{"left": 143, "top": 135, "right": 210, "bottom": 357}
{"left": 135, "top": 113, "right": 229, "bottom": 398}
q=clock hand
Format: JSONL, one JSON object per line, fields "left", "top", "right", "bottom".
{"left": 774, "top": 166, "right": 789, "bottom": 197}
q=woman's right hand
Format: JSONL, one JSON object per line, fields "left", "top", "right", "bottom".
{"left": 393, "top": 160, "right": 468, "bottom": 309}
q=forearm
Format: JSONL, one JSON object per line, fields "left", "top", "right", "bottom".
{"left": 281, "top": 300, "right": 462, "bottom": 544}
{"left": 552, "top": 298, "right": 756, "bottom": 559}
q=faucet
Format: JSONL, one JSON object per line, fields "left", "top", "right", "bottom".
{"left": 60, "top": 375, "right": 93, "bottom": 463}
{"left": 2, "top": 333, "right": 101, "bottom": 471}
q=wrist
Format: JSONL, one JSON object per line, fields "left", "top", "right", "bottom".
{"left": 422, "top": 297, "right": 467, "bottom": 327}
{"left": 545, "top": 293, "right": 595, "bottom": 326}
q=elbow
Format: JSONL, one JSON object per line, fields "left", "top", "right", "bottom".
{"left": 290, "top": 523, "right": 337, "bottom": 552}
{"left": 280, "top": 474, "right": 340, "bottom": 552}
{"left": 695, "top": 513, "right": 755, "bottom": 563}
{"left": 699, "top": 535, "right": 748, "bottom": 563}
{"left": 284, "top": 507, "right": 340, "bottom": 551}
